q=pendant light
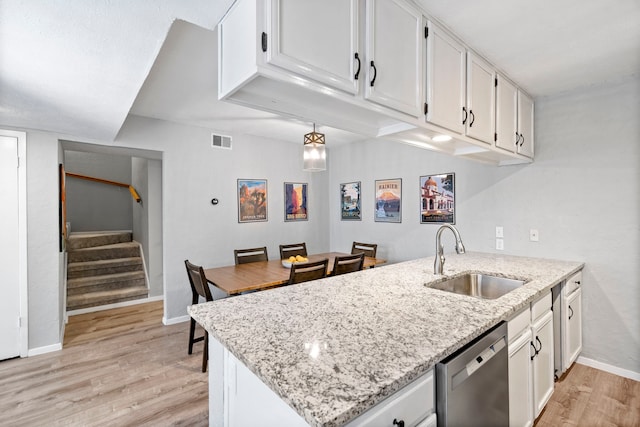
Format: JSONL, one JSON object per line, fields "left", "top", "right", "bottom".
{"left": 303, "top": 124, "right": 326, "bottom": 172}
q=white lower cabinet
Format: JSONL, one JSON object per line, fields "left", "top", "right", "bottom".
{"left": 508, "top": 291, "right": 555, "bottom": 427}
{"left": 531, "top": 310, "right": 554, "bottom": 418}
{"left": 508, "top": 327, "right": 533, "bottom": 427}
{"left": 562, "top": 271, "right": 583, "bottom": 372}
{"left": 211, "top": 337, "right": 435, "bottom": 427}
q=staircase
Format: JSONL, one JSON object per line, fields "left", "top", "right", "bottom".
{"left": 66, "top": 231, "right": 148, "bottom": 311}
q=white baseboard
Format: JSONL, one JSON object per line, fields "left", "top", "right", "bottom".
{"left": 577, "top": 356, "right": 640, "bottom": 381}
{"left": 28, "top": 342, "right": 62, "bottom": 357}
{"left": 66, "top": 295, "right": 164, "bottom": 317}
{"left": 163, "top": 314, "right": 190, "bottom": 325}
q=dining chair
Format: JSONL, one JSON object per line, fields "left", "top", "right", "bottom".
{"left": 351, "top": 241, "right": 378, "bottom": 258}
{"left": 331, "top": 252, "right": 365, "bottom": 276}
{"left": 287, "top": 258, "right": 329, "bottom": 285}
{"left": 185, "top": 259, "right": 214, "bottom": 373}
{"left": 234, "top": 246, "right": 268, "bottom": 265}
{"left": 279, "top": 242, "right": 308, "bottom": 260}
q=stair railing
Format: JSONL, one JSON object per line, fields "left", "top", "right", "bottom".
{"left": 65, "top": 172, "right": 142, "bottom": 203}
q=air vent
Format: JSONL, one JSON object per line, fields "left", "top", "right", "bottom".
{"left": 211, "top": 133, "right": 232, "bottom": 149}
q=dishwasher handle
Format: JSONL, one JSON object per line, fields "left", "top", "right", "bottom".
{"left": 451, "top": 334, "right": 507, "bottom": 390}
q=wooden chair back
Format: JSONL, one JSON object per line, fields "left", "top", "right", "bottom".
{"left": 331, "top": 252, "right": 365, "bottom": 276}
{"left": 234, "top": 246, "right": 268, "bottom": 265}
{"left": 184, "top": 259, "right": 213, "bottom": 373}
{"left": 279, "top": 242, "right": 308, "bottom": 260}
{"left": 185, "top": 260, "right": 213, "bottom": 303}
{"left": 288, "top": 258, "right": 329, "bottom": 285}
{"left": 351, "top": 241, "right": 378, "bottom": 258}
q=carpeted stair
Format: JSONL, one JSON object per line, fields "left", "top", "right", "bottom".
{"left": 66, "top": 231, "right": 148, "bottom": 311}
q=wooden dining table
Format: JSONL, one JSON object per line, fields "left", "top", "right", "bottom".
{"left": 204, "top": 252, "right": 386, "bottom": 296}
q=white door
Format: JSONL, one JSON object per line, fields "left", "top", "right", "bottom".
{"left": 465, "top": 52, "right": 495, "bottom": 144}
{"left": 267, "top": 0, "right": 359, "bottom": 94}
{"left": 0, "top": 135, "right": 21, "bottom": 360}
{"left": 365, "top": 0, "right": 424, "bottom": 116}
{"left": 426, "top": 21, "right": 466, "bottom": 133}
{"left": 517, "top": 91, "right": 535, "bottom": 158}
{"left": 495, "top": 74, "right": 518, "bottom": 152}
{"left": 532, "top": 311, "right": 554, "bottom": 418}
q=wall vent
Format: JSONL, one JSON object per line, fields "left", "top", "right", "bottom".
{"left": 211, "top": 133, "right": 232, "bottom": 149}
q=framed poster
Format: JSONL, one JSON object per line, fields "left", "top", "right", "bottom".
{"left": 284, "top": 182, "right": 308, "bottom": 221}
{"left": 375, "top": 178, "right": 402, "bottom": 223}
{"left": 237, "top": 179, "right": 268, "bottom": 223}
{"left": 340, "top": 181, "right": 361, "bottom": 220}
{"left": 420, "top": 173, "right": 455, "bottom": 224}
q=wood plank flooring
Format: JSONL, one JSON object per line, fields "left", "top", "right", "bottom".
{"left": 0, "top": 301, "right": 208, "bottom": 426}
{"left": 0, "top": 300, "right": 638, "bottom": 426}
{"left": 535, "top": 362, "right": 640, "bottom": 427}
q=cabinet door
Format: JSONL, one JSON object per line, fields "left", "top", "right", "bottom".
{"left": 532, "top": 311, "right": 554, "bottom": 418}
{"left": 426, "top": 21, "right": 465, "bottom": 133}
{"left": 563, "top": 288, "right": 583, "bottom": 371}
{"left": 495, "top": 74, "right": 518, "bottom": 152}
{"left": 517, "top": 91, "right": 534, "bottom": 158}
{"left": 509, "top": 330, "right": 533, "bottom": 427}
{"left": 466, "top": 52, "right": 495, "bottom": 144}
{"left": 267, "top": 0, "right": 359, "bottom": 94}
{"left": 365, "top": 0, "right": 424, "bottom": 116}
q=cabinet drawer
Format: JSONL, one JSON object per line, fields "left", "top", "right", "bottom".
{"left": 508, "top": 307, "right": 530, "bottom": 343}
{"left": 346, "top": 370, "right": 434, "bottom": 427}
{"left": 531, "top": 291, "right": 552, "bottom": 322}
{"left": 564, "top": 271, "right": 582, "bottom": 296}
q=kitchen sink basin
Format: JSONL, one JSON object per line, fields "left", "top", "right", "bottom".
{"left": 428, "top": 273, "right": 525, "bottom": 300}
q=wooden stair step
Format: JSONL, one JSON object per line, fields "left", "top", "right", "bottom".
{"left": 66, "top": 231, "right": 132, "bottom": 250}
{"left": 67, "top": 257, "right": 143, "bottom": 279}
{"left": 67, "top": 242, "right": 141, "bottom": 263}
{"left": 67, "top": 286, "right": 149, "bottom": 311}
{"left": 67, "top": 271, "right": 146, "bottom": 295}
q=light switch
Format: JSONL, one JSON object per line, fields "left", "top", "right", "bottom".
{"left": 496, "top": 226, "right": 504, "bottom": 238}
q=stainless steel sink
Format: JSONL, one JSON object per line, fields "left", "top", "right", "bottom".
{"left": 428, "top": 273, "right": 525, "bottom": 299}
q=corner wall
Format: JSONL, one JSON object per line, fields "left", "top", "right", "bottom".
{"left": 329, "top": 76, "right": 640, "bottom": 375}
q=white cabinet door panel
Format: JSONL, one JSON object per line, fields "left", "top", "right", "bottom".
{"left": 267, "top": 0, "right": 359, "bottom": 94}
{"left": 509, "top": 330, "right": 533, "bottom": 427}
{"left": 365, "top": 0, "right": 423, "bottom": 116}
{"left": 563, "top": 287, "right": 582, "bottom": 371}
{"left": 466, "top": 52, "right": 494, "bottom": 143}
{"left": 426, "top": 21, "right": 465, "bottom": 133}
{"left": 495, "top": 74, "right": 518, "bottom": 152}
{"left": 532, "top": 310, "right": 554, "bottom": 418}
{"left": 518, "top": 92, "right": 534, "bottom": 158}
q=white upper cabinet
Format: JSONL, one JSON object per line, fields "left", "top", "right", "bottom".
{"left": 266, "top": 0, "right": 359, "bottom": 94}
{"left": 518, "top": 91, "right": 534, "bottom": 158}
{"left": 364, "top": 0, "right": 424, "bottom": 117}
{"left": 466, "top": 52, "right": 495, "bottom": 144}
{"left": 426, "top": 21, "right": 465, "bottom": 134}
{"left": 496, "top": 73, "right": 534, "bottom": 158}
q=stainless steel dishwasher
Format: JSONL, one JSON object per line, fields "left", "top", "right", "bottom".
{"left": 435, "top": 322, "right": 509, "bottom": 427}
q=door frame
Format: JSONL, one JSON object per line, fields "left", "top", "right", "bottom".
{"left": 1, "top": 129, "right": 28, "bottom": 357}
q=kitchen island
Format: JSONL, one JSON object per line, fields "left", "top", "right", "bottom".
{"left": 189, "top": 252, "right": 583, "bottom": 427}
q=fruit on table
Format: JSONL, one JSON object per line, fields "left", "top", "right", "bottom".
{"left": 288, "top": 255, "right": 308, "bottom": 263}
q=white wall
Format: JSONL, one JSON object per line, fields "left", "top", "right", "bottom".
{"left": 330, "top": 76, "right": 640, "bottom": 375}
{"left": 18, "top": 77, "right": 638, "bottom": 375}
{"left": 26, "top": 131, "right": 63, "bottom": 351}
{"left": 64, "top": 150, "right": 133, "bottom": 231}
{"left": 115, "top": 115, "right": 331, "bottom": 322}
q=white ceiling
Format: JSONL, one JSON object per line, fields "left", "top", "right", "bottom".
{"left": 1, "top": 0, "right": 638, "bottom": 144}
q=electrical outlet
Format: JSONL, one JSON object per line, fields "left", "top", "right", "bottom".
{"left": 496, "top": 226, "right": 504, "bottom": 238}
{"left": 530, "top": 229, "right": 539, "bottom": 242}
{"left": 496, "top": 238, "right": 504, "bottom": 250}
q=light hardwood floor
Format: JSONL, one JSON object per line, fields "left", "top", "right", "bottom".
{"left": 0, "top": 301, "right": 638, "bottom": 426}
{"left": 0, "top": 301, "right": 208, "bottom": 426}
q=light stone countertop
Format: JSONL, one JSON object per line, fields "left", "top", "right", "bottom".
{"left": 189, "top": 251, "right": 583, "bottom": 427}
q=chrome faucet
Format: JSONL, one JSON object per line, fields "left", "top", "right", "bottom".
{"left": 434, "top": 224, "right": 466, "bottom": 275}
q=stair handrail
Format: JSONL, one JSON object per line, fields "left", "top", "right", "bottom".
{"left": 65, "top": 171, "right": 141, "bottom": 203}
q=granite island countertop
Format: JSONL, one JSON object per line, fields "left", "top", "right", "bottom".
{"left": 189, "top": 251, "right": 583, "bottom": 427}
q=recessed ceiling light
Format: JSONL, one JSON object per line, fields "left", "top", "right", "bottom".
{"left": 432, "top": 135, "right": 452, "bottom": 142}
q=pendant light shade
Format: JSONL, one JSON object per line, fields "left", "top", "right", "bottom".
{"left": 303, "top": 124, "right": 326, "bottom": 172}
